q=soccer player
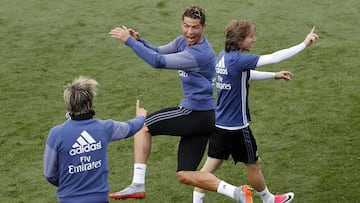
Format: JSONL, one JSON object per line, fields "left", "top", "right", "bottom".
{"left": 43, "top": 76, "right": 147, "bottom": 203}
{"left": 189, "top": 20, "right": 319, "bottom": 203}
{"left": 108, "top": 6, "right": 252, "bottom": 203}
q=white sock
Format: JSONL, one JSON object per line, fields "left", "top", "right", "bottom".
{"left": 217, "top": 181, "right": 237, "bottom": 199}
{"left": 256, "top": 187, "right": 274, "bottom": 203}
{"left": 132, "top": 163, "right": 146, "bottom": 184}
{"left": 193, "top": 191, "right": 205, "bottom": 203}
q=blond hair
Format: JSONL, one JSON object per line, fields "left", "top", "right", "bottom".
{"left": 63, "top": 76, "right": 98, "bottom": 115}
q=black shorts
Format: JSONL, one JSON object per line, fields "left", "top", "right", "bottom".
{"left": 146, "top": 107, "right": 215, "bottom": 171}
{"left": 207, "top": 126, "right": 258, "bottom": 164}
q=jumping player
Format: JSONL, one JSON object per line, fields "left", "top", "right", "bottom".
{"left": 108, "top": 6, "right": 252, "bottom": 203}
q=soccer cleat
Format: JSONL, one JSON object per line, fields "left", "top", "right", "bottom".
{"left": 274, "top": 192, "right": 294, "bottom": 203}
{"left": 109, "top": 184, "right": 146, "bottom": 200}
{"left": 235, "top": 185, "right": 253, "bottom": 203}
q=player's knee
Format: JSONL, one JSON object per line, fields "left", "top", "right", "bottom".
{"left": 176, "top": 171, "right": 188, "bottom": 184}
{"left": 255, "top": 158, "right": 262, "bottom": 166}
{"left": 247, "top": 159, "right": 262, "bottom": 171}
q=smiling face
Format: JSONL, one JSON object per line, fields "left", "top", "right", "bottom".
{"left": 239, "top": 25, "right": 257, "bottom": 52}
{"left": 224, "top": 20, "right": 257, "bottom": 52}
{"left": 181, "top": 16, "right": 206, "bottom": 46}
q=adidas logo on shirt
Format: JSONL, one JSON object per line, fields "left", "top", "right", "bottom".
{"left": 69, "top": 130, "right": 102, "bottom": 156}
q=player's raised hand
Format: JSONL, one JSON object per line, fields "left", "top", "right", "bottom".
{"left": 120, "top": 26, "right": 140, "bottom": 40}
{"left": 136, "top": 100, "right": 147, "bottom": 117}
{"left": 109, "top": 26, "right": 131, "bottom": 42}
{"left": 304, "top": 26, "right": 319, "bottom": 47}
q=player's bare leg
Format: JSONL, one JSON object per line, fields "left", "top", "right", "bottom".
{"left": 247, "top": 159, "right": 294, "bottom": 203}
{"left": 109, "top": 127, "right": 151, "bottom": 200}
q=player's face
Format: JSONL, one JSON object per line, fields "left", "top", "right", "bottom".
{"left": 239, "top": 26, "right": 256, "bottom": 52}
{"left": 181, "top": 17, "right": 205, "bottom": 46}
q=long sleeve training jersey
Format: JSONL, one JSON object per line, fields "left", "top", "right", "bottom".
{"left": 44, "top": 116, "right": 145, "bottom": 203}
{"left": 125, "top": 36, "right": 216, "bottom": 111}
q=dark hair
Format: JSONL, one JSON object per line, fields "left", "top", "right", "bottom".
{"left": 224, "top": 20, "right": 255, "bottom": 52}
{"left": 182, "top": 5, "right": 206, "bottom": 25}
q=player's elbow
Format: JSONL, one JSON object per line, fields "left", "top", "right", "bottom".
{"left": 45, "top": 176, "right": 59, "bottom": 187}
{"left": 152, "top": 55, "right": 167, "bottom": 68}
{"left": 152, "top": 61, "right": 166, "bottom": 69}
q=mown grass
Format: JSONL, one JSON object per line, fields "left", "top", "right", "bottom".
{"left": 1, "top": 0, "right": 359, "bottom": 202}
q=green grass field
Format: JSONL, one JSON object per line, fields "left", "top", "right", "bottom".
{"left": 1, "top": 0, "right": 359, "bottom": 202}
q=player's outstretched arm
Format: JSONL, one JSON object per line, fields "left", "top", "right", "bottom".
{"left": 256, "top": 26, "right": 319, "bottom": 67}
{"left": 250, "top": 70, "right": 292, "bottom": 81}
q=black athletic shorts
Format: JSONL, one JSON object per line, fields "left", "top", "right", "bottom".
{"left": 146, "top": 106, "right": 215, "bottom": 171}
{"left": 207, "top": 126, "right": 258, "bottom": 164}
